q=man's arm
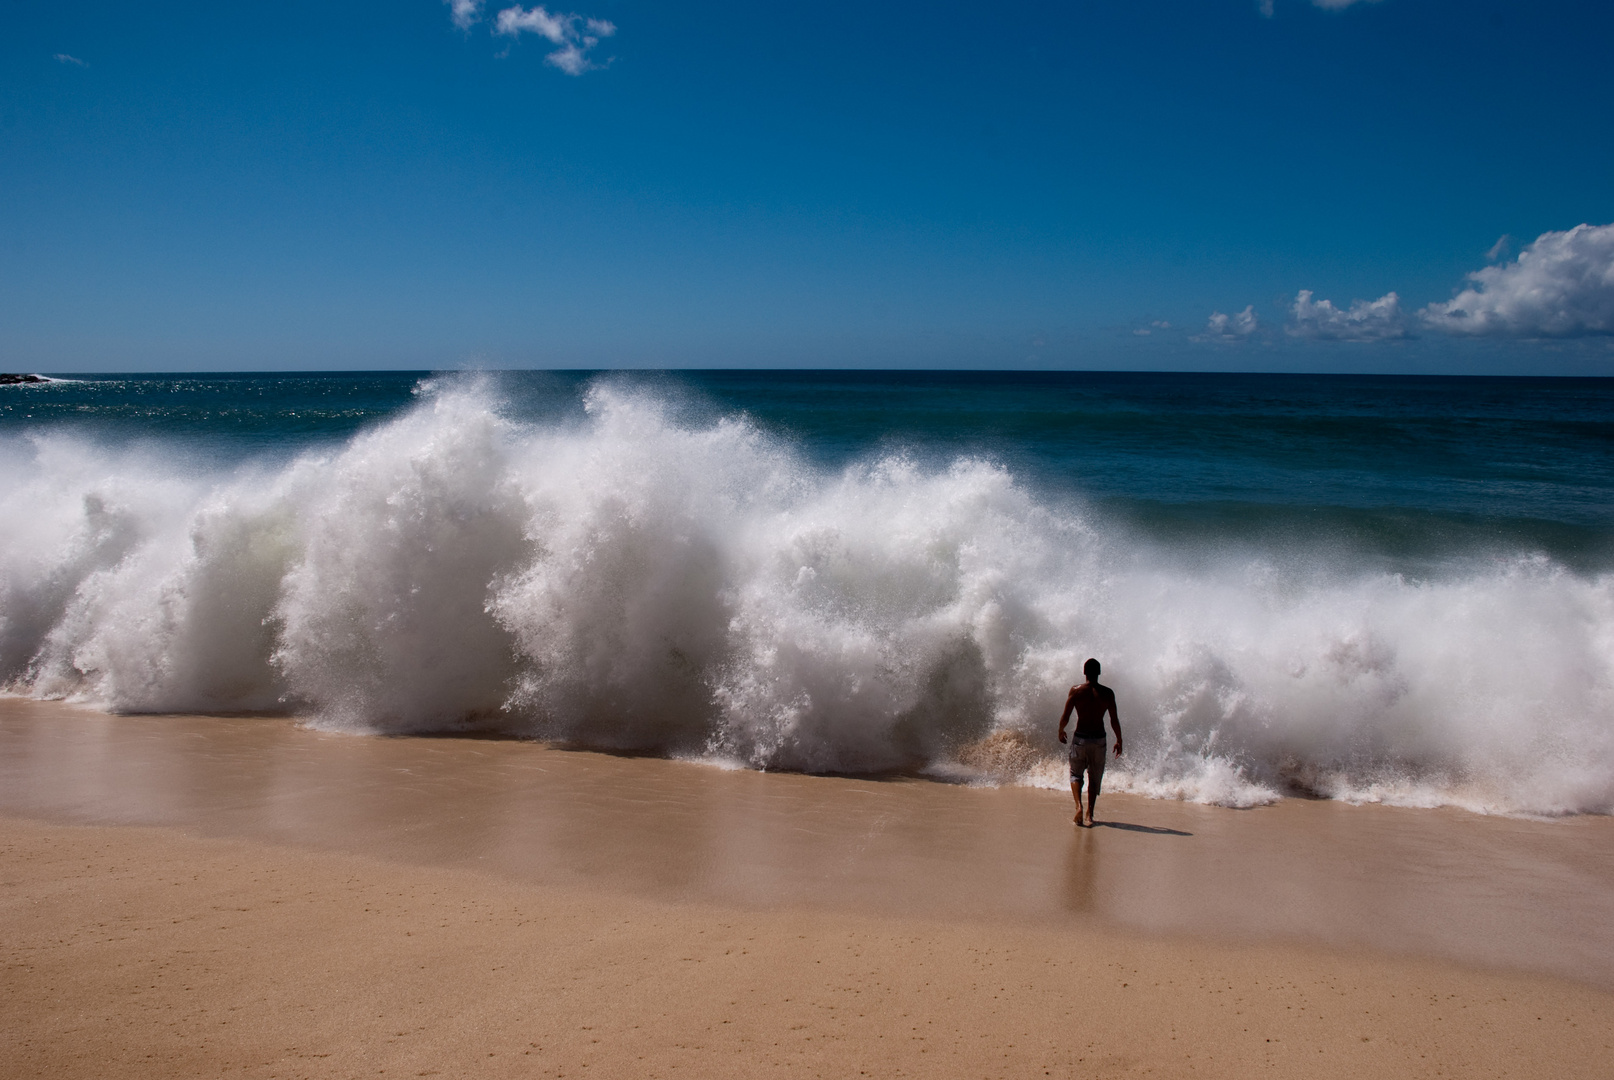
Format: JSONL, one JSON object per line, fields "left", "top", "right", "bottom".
{"left": 1107, "top": 692, "right": 1123, "bottom": 755}
{"left": 1057, "top": 687, "right": 1077, "bottom": 744}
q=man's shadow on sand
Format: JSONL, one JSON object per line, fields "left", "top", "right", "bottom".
{"left": 1089, "top": 821, "right": 1192, "bottom": 836}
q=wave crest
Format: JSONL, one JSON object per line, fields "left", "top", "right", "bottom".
{"left": 3, "top": 379, "right": 1611, "bottom": 815}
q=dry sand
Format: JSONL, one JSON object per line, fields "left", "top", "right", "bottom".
{"left": 3, "top": 698, "right": 1613, "bottom": 1078}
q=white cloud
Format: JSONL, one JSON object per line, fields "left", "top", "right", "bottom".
{"left": 445, "top": 0, "right": 484, "bottom": 30}
{"left": 496, "top": 5, "right": 571, "bottom": 42}
{"left": 1197, "top": 306, "right": 1260, "bottom": 343}
{"left": 494, "top": 5, "right": 616, "bottom": 74}
{"left": 53, "top": 53, "right": 88, "bottom": 67}
{"left": 1287, "top": 289, "right": 1408, "bottom": 340}
{"left": 544, "top": 42, "right": 590, "bottom": 75}
{"left": 1419, "top": 223, "right": 1614, "bottom": 338}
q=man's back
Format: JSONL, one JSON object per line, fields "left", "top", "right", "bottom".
{"left": 1068, "top": 681, "right": 1116, "bottom": 740}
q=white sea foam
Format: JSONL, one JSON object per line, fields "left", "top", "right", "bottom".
{"left": 3, "top": 379, "right": 1611, "bottom": 815}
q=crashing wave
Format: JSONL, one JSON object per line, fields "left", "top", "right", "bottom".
{"left": 1, "top": 378, "right": 1611, "bottom": 815}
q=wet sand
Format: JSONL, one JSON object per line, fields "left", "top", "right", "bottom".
{"left": 4, "top": 697, "right": 1614, "bottom": 1078}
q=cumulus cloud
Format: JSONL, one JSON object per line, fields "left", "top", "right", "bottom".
{"left": 1196, "top": 306, "right": 1260, "bottom": 343}
{"left": 495, "top": 5, "right": 570, "bottom": 40}
{"left": 1199, "top": 222, "right": 1614, "bottom": 347}
{"left": 446, "top": 3, "right": 617, "bottom": 74}
{"left": 494, "top": 5, "right": 616, "bottom": 74}
{"left": 1419, "top": 223, "right": 1614, "bottom": 338}
{"left": 1287, "top": 289, "right": 1408, "bottom": 340}
{"left": 445, "top": 0, "right": 484, "bottom": 30}
{"left": 53, "top": 53, "right": 88, "bottom": 67}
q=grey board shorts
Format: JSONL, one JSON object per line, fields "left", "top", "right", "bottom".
{"left": 1069, "top": 739, "right": 1107, "bottom": 787}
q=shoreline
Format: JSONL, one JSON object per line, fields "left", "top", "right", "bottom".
{"left": 4, "top": 697, "right": 1613, "bottom": 988}
{"left": 6, "top": 698, "right": 1614, "bottom": 1077}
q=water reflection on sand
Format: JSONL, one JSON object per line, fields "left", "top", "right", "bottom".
{"left": 3, "top": 698, "right": 1612, "bottom": 989}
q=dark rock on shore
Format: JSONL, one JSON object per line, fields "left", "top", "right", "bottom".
{"left": 0, "top": 373, "right": 49, "bottom": 385}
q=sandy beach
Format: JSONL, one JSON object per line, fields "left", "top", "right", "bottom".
{"left": 4, "top": 698, "right": 1613, "bottom": 1078}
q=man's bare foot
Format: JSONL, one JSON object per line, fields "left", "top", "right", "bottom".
{"left": 1073, "top": 812, "right": 1083, "bottom": 825}
{"left": 1085, "top": 810, "right": 1095, "bottom": 827}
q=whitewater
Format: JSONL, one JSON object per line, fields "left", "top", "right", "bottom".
{"left": 2, "top": 377, "right": 1611, "bottom": 816}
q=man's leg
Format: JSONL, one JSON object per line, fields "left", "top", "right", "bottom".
{"left": 1069, "top": 757, "right": 1083, "bottom": 824}
{"left": 1085, "top": 746, "right": 1107, "bottom": 825}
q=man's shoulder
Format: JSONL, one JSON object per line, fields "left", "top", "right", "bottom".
{"left": 1096, "top": 683, "right": 1117, "bottom": 701}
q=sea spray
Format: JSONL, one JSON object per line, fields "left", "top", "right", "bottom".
{"left": 273, "top": 388, "right": 528, "bottom": 729}
{"left": 2, "top": 378, "right": 1612, "bottom": 815}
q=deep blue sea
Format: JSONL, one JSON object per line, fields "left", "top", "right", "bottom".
{"left": 4, "top": 371, "right": 1612, "bottom": 813}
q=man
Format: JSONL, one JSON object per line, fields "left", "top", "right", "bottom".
{"left": 1057, "top": 658, "right": 1123, "bottom": 827}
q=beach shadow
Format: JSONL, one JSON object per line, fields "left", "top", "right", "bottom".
{"left": 1092, "top": 821, "right": 1192, "bottom": 836}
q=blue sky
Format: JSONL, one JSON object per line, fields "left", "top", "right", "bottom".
{"left": 4, "top": 0, "right": 1613, "bottom": 372}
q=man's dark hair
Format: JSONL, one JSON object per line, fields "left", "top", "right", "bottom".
{"left": 1083, "top": 658, "right": 1101, "bottom": 680}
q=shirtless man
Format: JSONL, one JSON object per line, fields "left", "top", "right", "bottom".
{"left": 1057, "top": 658, "right": 1123, "bottom": 827}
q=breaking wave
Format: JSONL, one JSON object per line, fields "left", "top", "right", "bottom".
{"left": 2, "top": 378, "right": 1611, "bottom": 815}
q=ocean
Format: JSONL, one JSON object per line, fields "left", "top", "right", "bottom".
{"left": 3, "top": 370, "right": 1612, "bottom": 815}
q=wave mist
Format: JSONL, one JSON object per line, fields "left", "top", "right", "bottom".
{"left": 3, "top": 379, "right": 1610, "bottom": 815}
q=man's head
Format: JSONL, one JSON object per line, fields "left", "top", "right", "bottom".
{"left": 1083, "top": 658, "right": 1101, "bottom": 681}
